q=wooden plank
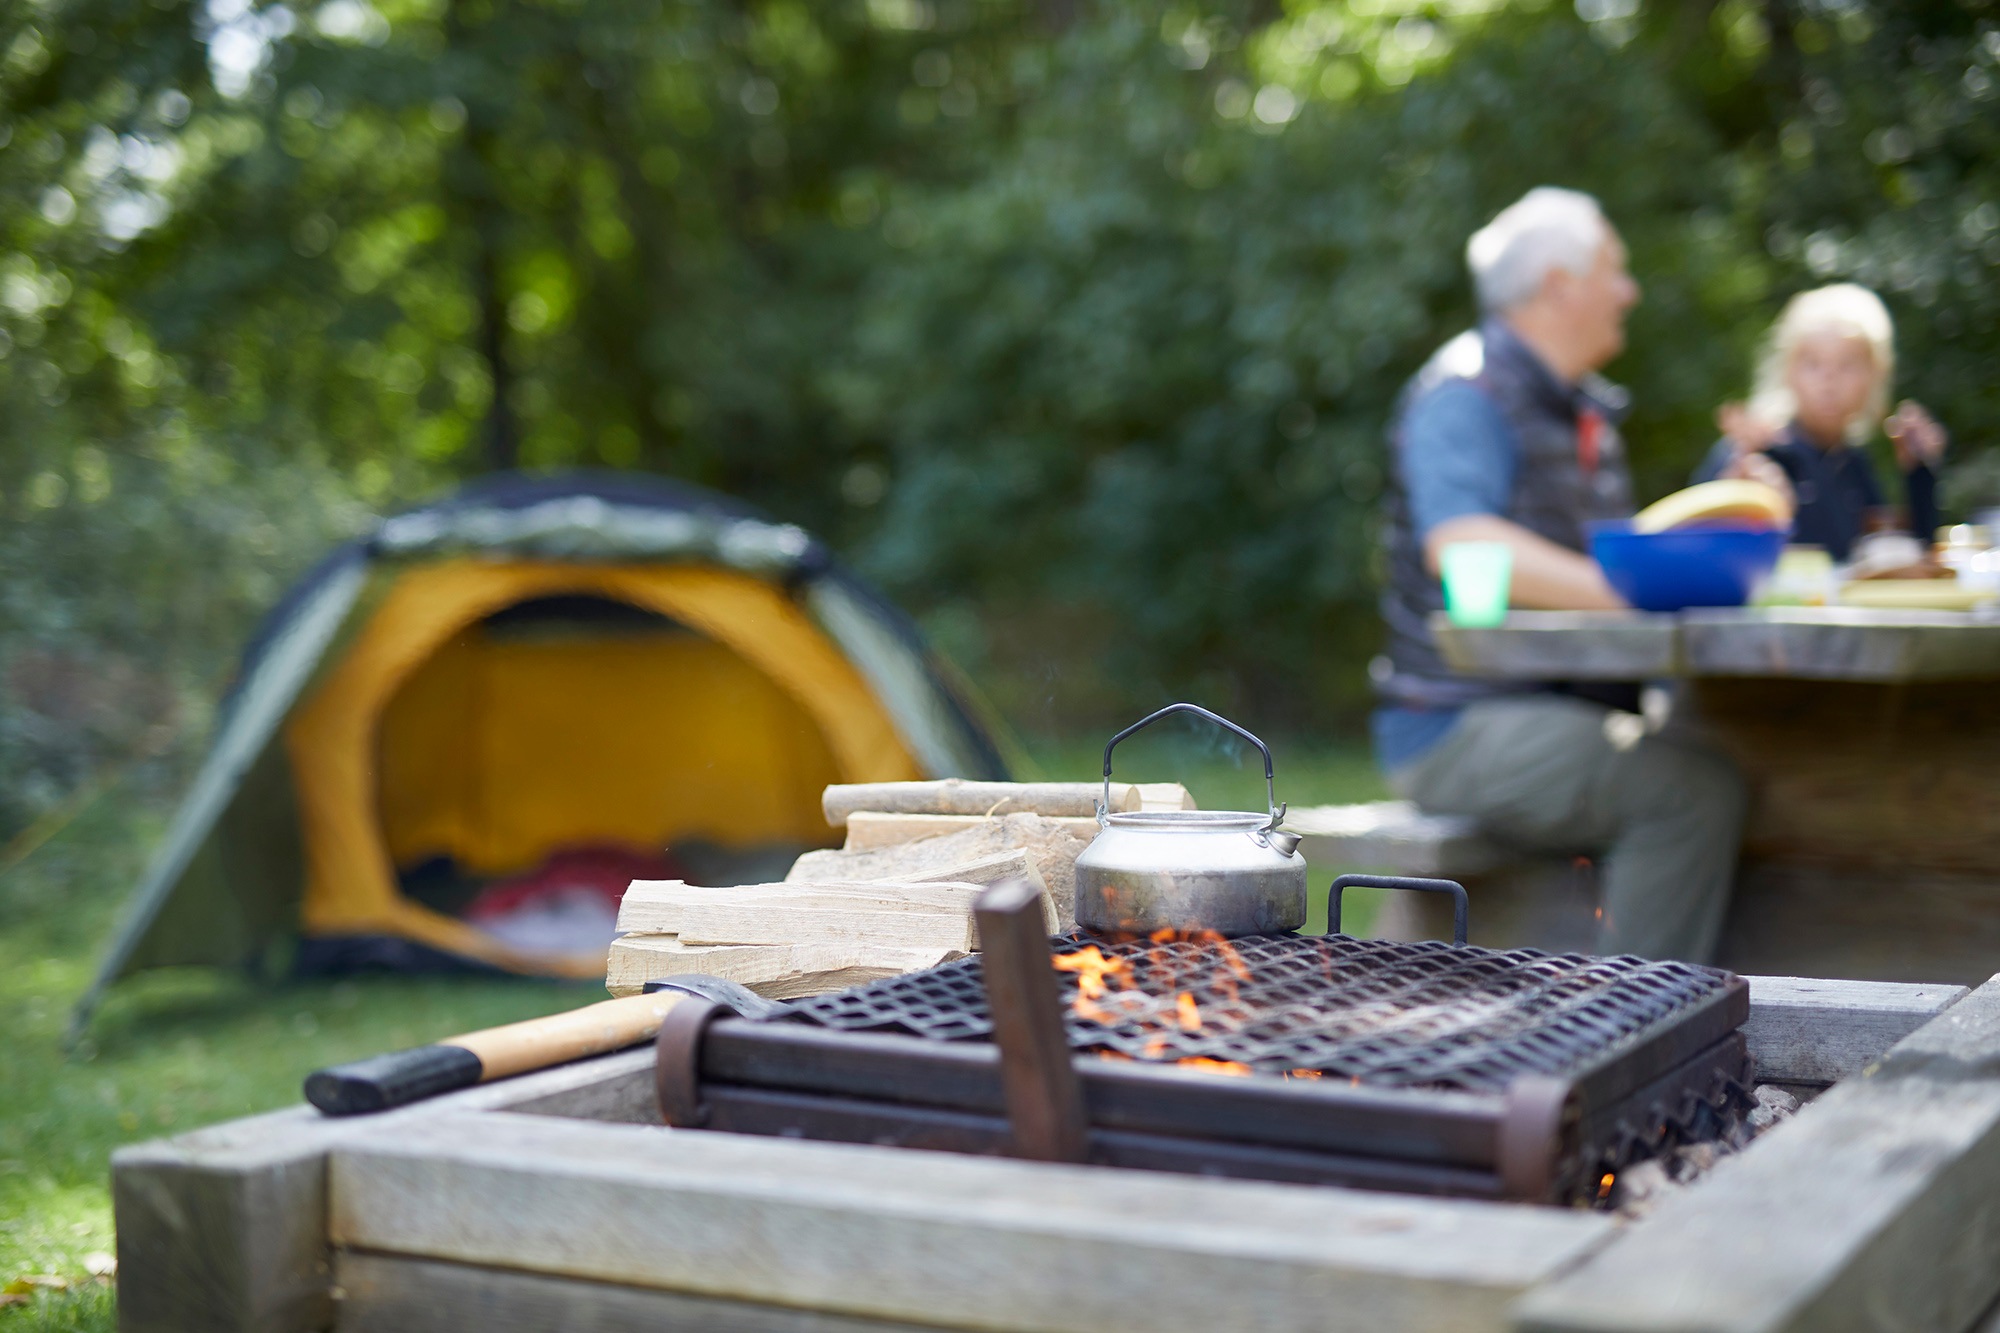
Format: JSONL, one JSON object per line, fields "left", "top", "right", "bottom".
{"left": 1435, "top": 608, "right": 2000, "bottom": 685}
{"left": 489, "top": 1049, "right": 658, "bottom": 1124}
{"left": 1742, "top": 975, "right": 1969, "bottom": 1085}
{"left": 842, "top": 811, "right": 1102, "bottom": 848}
{"left": 823, "top": 780, "right": 1135, "bottom": 825}
{"left": 112, "top": 1049, "right": 661, "bottom": 1333}
{"left": 1693, "top": 677, "right": 2000, "bottom": 878}
{"left": 1431, "top": 611, "right": 1678, "bottom": 682}
{"left": 329, "top": 1110, "right": 1614, "bottom": 1333}
{"left": 1721, "top": 865, "right": 2000, "bottom": 988}
{"left": 1512, "top": 973, "right": 2000, "bottom": 1333}
{"left": 1290, "top": 801, "right": 1510, "bottom": 879}
{"left": 115, "top": 1112, "right": 336, "bottom": 1333}
{"left": 1682, "top": 607, "right": 2000, "bottom": 681}
{"left": 1365, "top": 862, "right": 1598, "bottom": 954}
{"left": 334, "top": 1252, "right": 941, "bottom": 1332}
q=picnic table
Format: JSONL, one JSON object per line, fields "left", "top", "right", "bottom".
{"left": 1432, "top": 607, "right": 2000, "bottom": 985}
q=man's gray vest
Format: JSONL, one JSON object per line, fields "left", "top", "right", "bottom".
{"left": 1376, "top": 320, "right": 1634, "bottom": 709}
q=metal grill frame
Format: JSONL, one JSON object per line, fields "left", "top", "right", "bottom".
{"left": 656, "top": 931, "right": 1753, "bottom": 1205}
{"left": 788, "top": 933, "right": 1737, "bottom": 1094}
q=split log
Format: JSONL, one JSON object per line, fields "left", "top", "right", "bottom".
{"left": 620, "top": 871, "right": 1055, "bottom": 943}
{"left": 787, "top": 845, "right": 1033, "bottom": 887}
{"left": 844, "top": 812, "right": 1099, "bottom": 848}
{"left": 804, "top": 812, "right": 1091, "bottom": 931}
{"left": 604, "top": 936, "right": 959, "bottom": 999}
{"left": 617, "top": 880, "right": 990, "bottom": 935}
{"left": 822, "top": 780, "right": 1137, "bottom": 826}
{"left": 675, "top": 897, "right": 978, "bottom": 951}
{"left": 786, "top": 847, "right": 1058, "bottom": 933}
{"left": 1136, "top": 782, "right": 1198, "bottom": 811}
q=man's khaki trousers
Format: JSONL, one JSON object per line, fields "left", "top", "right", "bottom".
{"left": 1390, "top": 693, "right": 1747, "bottom": 963}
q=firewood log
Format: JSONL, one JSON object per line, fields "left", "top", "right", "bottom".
{"left": 604, "top": 935, "right": 962, "bottom": 998}
{"left": 795, "top": 813, "right": 1089, "bottom": 932}
{"left": 822, "top": 780, "right": 1138, "bottom": 826}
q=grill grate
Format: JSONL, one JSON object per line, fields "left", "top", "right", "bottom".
{"left": 786, "top": 933, "right": 1732, "bottom": 1093}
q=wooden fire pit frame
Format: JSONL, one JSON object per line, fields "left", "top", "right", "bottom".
{"left": 115, "top": 973, "right": 2000, "bottom": 1333}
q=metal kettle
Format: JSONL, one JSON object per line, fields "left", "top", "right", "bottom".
{"left": 1073, "top": 704, "right": 1306, "bottom": 937}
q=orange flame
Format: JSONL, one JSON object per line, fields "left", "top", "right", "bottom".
{"left": 1285, "top": 1069, "right": 1324, "bottom": 1081}
{"left": 1052, "top": 946, "right": 1131, "bottom": 997}
{"left": 1052, "top": 946, "right": 1134, "bottom": 1023}
{"left": 1176, "top": 1057, "right": 1251, "bottom": 1077}
{"left": 1597, "top": 1172, "right": 1616, "bottom": 1203}
{"left": 1175, "top": 992, "right": 1202, "bottom": 1033}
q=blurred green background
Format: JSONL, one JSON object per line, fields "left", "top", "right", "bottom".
{"left": 5, "top": 0, "right": 2000, "bottom": 1322}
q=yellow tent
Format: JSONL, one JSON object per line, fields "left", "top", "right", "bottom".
{"left": 78, "top": 473, "right": 1004, "bottom": 1024}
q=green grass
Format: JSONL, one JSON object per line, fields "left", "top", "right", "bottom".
{"left": 0, "top": 796, "right": 596, "bottom": 1331}
{"left": 0, "top": 740, "right": 1385, "bottom": 1330}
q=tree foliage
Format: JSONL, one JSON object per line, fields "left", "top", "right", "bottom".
{"left": 3, "top": 0, "right": 1999, "bottom": 822}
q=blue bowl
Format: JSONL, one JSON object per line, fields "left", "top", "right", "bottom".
{"left": 1588, "top": 522, "right": 1787, "bottom": 612}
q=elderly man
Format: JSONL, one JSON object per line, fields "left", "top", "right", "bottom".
{"left": 1372, "top": 187, "right": 1747, "bottom": 963}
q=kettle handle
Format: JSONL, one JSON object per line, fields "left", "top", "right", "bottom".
{"left": 1100, "top": 703, "right": 1283, "bottom": 826}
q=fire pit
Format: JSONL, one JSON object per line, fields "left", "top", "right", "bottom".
{"left": 652, "top": 882, "right": 1751, "bottom": 1205}
{"left": 113, "top": 882, "right": 2000, "bottom": 1333}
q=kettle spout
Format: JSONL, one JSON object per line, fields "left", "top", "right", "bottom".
{"left": 1261, "top": 828, "right": 1303, "bottom": 858}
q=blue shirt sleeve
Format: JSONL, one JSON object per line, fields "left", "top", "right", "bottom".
{"left": 1397, "top": 380, "right": 1516, "bottom": 538}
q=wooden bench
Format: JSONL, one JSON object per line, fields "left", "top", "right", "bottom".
{"left": 1288, "top": 801, "right": 1506, "bottom": 879}
{"left": 1289, "top": 802, "right": 1599, "bottom": 950}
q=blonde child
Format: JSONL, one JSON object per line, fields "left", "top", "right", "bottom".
{"left": 1696, "top": 283, "right": 1946, "bottom": 559}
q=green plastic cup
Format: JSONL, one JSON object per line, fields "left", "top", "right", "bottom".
{"left": 1439, "top": 541, "right": 1513, "bottom": 627}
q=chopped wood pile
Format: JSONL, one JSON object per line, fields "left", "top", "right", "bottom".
{"left": 605, "top": 780, "right": 1194, "bottom": 998}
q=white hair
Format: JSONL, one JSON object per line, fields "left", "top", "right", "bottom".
{"left": 1465, "top": 187, "right": 1610, "bottom": 312}
{"left": 1747, "top": 283, "right": 1896, "bottom": 442}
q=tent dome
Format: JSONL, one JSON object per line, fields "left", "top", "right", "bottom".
{"left": 77, "top": 472, "right": 1004, "bottom": 1026}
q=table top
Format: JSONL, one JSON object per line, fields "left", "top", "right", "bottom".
{"left": 1432, "top": 607, "right": 2000, "bottom": 682}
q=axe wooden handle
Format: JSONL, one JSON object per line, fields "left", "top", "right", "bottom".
{"left": 304, "top": 991, "right": 683, "bottom": 1116}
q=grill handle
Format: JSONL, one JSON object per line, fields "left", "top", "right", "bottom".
{"left": 1329, "top": 874, "right": 1469, "bottom": 946}
{"left": 976, "top": 878, "right": 1091, "bottom": 1163}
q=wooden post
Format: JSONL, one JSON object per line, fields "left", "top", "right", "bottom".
{"left": 975, "top": 878, "right": 1090, "bottom": 1164}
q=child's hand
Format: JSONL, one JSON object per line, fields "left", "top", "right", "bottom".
{"left": 1885, "top": 400, "right": 1947, "bottom": 470}
{"left": 1715, "top": 401, "right": 1779, "bottom": 454}
{"left": 1720, "top": 450, "right": 1795, "bottom": 509}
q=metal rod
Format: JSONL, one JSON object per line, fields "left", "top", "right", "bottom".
{"left": 1099, "top": 703, "right": 1280, "bottom": 822}
{"left": 1330, "top": 874, "right": 1470, "bottom": 945}
{"left": 975, "top": 878, "right": 1091, "bottom": 1163}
